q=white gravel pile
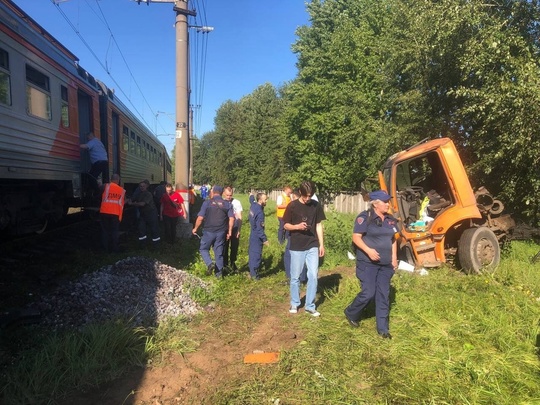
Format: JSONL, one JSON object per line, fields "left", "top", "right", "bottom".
{"left": 28, "top": 257, "right": 209, "bottom": 328}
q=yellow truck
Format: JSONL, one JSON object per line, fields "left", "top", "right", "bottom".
{"left": 378, "top": 137, "right": 516, "bottom": 273}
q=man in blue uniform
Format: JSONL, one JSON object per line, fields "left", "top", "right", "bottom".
{"left": 344, "top": 190, "right": 398, "bottom": 339}
{"left": 192, "top": 185, "right": 234, "bottom": 278}
{"left": 248, "top": 192, "right": 269, "bottom": 280}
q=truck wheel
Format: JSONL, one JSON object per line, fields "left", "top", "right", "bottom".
{"left": 458, "top": 227, "right": 500, "bottom": 274}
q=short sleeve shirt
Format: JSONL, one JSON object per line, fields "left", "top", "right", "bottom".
{"left": 353, "top": 210, "right": 397, "bottom": 265}
{"left": 161, "top": 192, "right": 179, "bottom": 217}
{"left": 231, "top": 198, "right": 243, "bottom": 228}
{"left": 197, "top": 196, "right": 234, "bottom": 232}
{"left": 135, "top": 190, "right": 156, "bottom": 215}
{"left": 86, "top": 137, "right": 108, "bottom": 163}
{"left": 283, "top": 199, "right": 326, "bottom": 251}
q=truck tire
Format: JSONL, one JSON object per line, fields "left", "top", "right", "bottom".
{"left": 458, "top": 227, "right": 500, "bottom": 274}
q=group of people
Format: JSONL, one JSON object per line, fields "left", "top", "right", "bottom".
{"left": 277, "top": 185, "right": 397, "bottom": 337}
{"left": 97, "top": 177, "right": 190, "bottom": 253}
{"left": 82, "top": 133, "right": 398, "bottom": 338}
{"left": 192, "top": 181, "right": 397, "bottom": 338}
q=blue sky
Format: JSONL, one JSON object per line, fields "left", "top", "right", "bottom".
{"left": 12, "top": 0, "right": 310, "bottom": 154}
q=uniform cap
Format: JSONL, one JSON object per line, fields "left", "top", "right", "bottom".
{"left": 212, "top": 185, "right": 223, "bottom": 194}
{"left": 369, "top": 190, "right": 391, "bottom": 202}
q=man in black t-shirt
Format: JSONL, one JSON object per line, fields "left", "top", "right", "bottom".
{"left": 283, "top": 181, "right": 326, "bottom": 317}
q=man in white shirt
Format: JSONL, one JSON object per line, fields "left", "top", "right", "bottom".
{"left": 223, "top": 186, "right": 243, "bottom": 271}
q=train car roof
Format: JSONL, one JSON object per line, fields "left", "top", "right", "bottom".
{"left": 0, "top": 0, "right": 98, "bottom": 90}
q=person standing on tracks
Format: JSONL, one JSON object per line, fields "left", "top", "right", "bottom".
{"left": 223, "top": 186, "right": 243, "bottom": 272}
{"left": 276, "top": 186, "right": 292, "bottom": 244}
{"left": 127, "top": 179, "right": 161, "bottom": 249}
{"left": 99, "top": 173, "right": 125, "bottom": 253}
{"left": 80, "top": 132, "right": 109, "bottom": 184}
{"left": 248, "top": 192, "right": 269, "bottom": 280}
{"left": 343, "top": 190, "right": 398, "bottom": 339}
{"left": 284, "top": 180, "right": 326, "bottom": 317}
{"left": 192, "top": 185, "right": 234, "bottom": 279}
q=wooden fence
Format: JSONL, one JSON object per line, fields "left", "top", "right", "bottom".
{"left": 267, "top": 189, "right": 369, "bottom": 214}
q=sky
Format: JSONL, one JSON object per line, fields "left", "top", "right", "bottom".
{"left": 11, "top": 0, "right": 310, "bottom": 154}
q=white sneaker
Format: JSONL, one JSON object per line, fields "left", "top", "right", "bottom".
{"left": 289, "top": 307, "right": 298, "bottom": 314}
{"left": 305, "top": 309, "right": 321, "bottom": 317}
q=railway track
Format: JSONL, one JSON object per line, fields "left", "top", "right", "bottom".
{"left": 0, "top": 211, "right": 102, "bottom": 311}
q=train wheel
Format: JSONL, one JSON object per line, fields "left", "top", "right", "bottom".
{"left": 458, "top": 227, "right": 500, "bottom": 274}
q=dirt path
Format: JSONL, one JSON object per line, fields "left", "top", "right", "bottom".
{"left": 59, "top": 267, "right": 353, "bottom": 404}
{"left": 59, "top": 267, "right": 354, "bottom": 405}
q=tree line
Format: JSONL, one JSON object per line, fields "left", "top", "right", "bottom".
{"left": 193, "top": 0, "right": 540, "bottom": 225}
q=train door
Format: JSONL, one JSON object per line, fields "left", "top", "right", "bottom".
{"left": 112, "top": 112, "right": 120, "bottom": 175}
{"left": 77, "top": 90, "right": 93, "bottom": 172}
{"left": 77, "top": 89, "right": 100, "bottom": 208}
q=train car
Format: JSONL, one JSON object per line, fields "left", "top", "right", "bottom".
{"left": 97, "top": 81, "right": 172, "bottom": 196}
{"left": 0, "top": 0, "right": 171, "bottom": 235}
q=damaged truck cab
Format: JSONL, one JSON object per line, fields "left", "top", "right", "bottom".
{"left": 379, "top": 138, "right": 515, "bottom": 273}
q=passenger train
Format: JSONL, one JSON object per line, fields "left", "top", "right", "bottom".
{"left": 0, "top": 0, "right": 172, "bottom": 235}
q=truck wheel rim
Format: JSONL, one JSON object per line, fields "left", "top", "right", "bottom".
{"left": 477, "top": 237, "right": 495, "bottom": 265}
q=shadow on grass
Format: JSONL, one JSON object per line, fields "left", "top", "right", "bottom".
{"left": 316, "top": 273, "right": 343, "bottom": 307}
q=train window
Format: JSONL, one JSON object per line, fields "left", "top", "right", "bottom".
{"left": 0, "top": 48, "right": 11, "bottom": 106}
{"left": 142, "top": 140, "right": 147, "bottom": 160}
{"left": 146, "top": 143, "right": 150, "bottom": 161}
{"left": 137, "top": 136, "right": 141, "bottom": 157}
{"left": 123, "top": 126, "right": 129, "bottom": 151}
{"left": 26, "top": 65, "right": 51, "bottom": 120}
{"left": 60, "top": 85, "right": 69, "bottom": 127}
{"left": 130, "top": 131, "right": 135, "bottom": 153}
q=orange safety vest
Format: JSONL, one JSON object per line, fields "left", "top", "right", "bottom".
{"left": 276, "top": 192, "right": 291, "bottom": 218}
{"left": 100, "top": 183, "right": 126, "bottom": 221}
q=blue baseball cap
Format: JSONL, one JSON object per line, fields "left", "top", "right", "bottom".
{"left": 369, "top": 190, "right": 391, "bottom": 202}
{"left": 212, "top": 185, "right": 223, "bottom": 194}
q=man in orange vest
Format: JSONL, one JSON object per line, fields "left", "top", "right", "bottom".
{"left": 100, "top": 173, "right": 126, "bottom": 253}
{"left": 276, "top": 186, "right": 292, "bottom": 244}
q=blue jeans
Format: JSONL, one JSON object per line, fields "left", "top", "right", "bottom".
{"left": 284, "top": 235, "right": 307, "bottom": 282}
{"left": 290, "top": 247, "right": 319, "bottom": 311}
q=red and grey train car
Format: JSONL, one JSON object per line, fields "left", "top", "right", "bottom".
{"left": 0, "top": 0, "right": 171, "bottom": 235}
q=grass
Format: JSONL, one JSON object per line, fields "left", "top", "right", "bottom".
{"left": 2, "top": 194, "right": 540, "bottom": 404}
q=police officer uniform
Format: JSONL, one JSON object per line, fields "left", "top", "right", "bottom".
{"left": 196, "top": 188, "right": 234, "bottom": 278}
{"left": 248, "top": 194, "right": 267, "bottom": 280}
{"left": 344, "top": 191, "right": 398, "bottom": 338}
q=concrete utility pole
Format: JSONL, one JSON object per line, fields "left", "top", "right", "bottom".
{"left": 173, "top": 0, "right": 192, "bottom": 193}
{"left": 135, "top": 0, "right": 194, "bottom": 232}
